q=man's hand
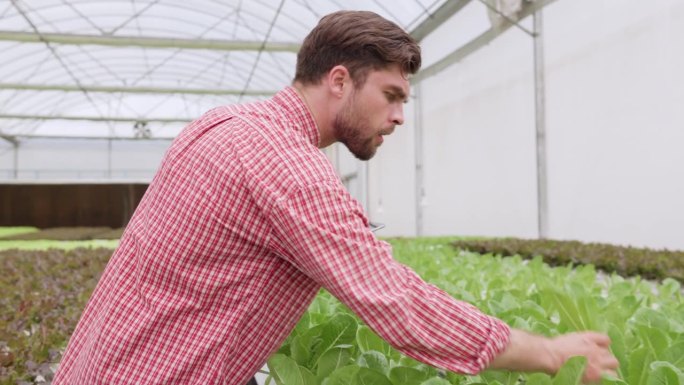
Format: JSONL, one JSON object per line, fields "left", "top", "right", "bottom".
{"left": 488, "top": 329, "right": 619, "bottom": 383}
{"left": 548, "top": 332, "right": 619, "bottom": 382}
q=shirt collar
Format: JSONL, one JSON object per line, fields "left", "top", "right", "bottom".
{"left": 272, "top": 86, "right": 320, "bottom": 147}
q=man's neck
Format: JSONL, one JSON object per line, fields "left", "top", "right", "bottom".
{"left": 292, "top": 82, "right": 335, "bottom": 148}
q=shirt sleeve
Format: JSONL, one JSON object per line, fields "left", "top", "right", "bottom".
{"left": 266, "top": 180, "right": 510, "bottom": 374}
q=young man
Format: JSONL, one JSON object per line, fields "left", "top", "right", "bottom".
{"left": 54, "top": 10, "right": 618, "bottom": 385}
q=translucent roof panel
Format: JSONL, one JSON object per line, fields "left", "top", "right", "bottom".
{"left": 0, "top": 0, "right": 452, "bottom": 139}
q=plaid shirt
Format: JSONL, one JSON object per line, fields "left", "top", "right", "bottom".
{"left": 53, "top": 87, "right": 510, "bottom": 385}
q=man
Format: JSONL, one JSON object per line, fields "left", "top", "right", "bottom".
{"left": 54, "top": 10, "right": 618, "bottom": 385}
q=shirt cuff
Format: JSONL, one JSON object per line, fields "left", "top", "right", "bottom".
{"left": 475, "top": 316, "right": 511, "bottom": 371}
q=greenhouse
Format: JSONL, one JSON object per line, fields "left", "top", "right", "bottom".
{"left": 1, "top": 0, "right": 683, "bottom": 384}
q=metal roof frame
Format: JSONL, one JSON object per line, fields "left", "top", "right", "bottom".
{"left": 0, "top": 30, "right": 301, "bottom": 52}
{"left": 0, "top": 113, "right": 190, "bottom": 123}
{"left": 0, "top": 0, "right": 557, "bottom": 137}
{"left": 413, "top": 0, "right": 558, "bottom": 82}
{"left": 0, "top": 82, "right": 277, "bottom": 96}
{"left": 0, "top": 0, "right": 477, "bottom": 127}
{"left": 410, "top": 0, "right": 471, "bottom": 41}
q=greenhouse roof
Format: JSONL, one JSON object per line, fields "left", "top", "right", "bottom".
{"left": 0, "top": 0, "right": 554, "bottom": 140}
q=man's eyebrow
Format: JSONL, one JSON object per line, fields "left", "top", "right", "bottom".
{"left": 386, "top": 85, "right": 409, "bottom": 102}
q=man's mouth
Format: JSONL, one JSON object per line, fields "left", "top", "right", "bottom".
{"left": 381, "top": 127, "right": 395, "bottom": 136}
{"left": 376, "top": 127, "right": 394, "bottom": 145}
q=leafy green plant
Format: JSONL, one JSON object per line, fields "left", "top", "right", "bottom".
{"left": 3, "top": 236, "right": 684, "bottom": 385}
{"left": 0, "top": 227, "right": 39, "bottom": 238}
{"left": 265, "top": 237, "right": 684, "bottom": 385}
{"left": 0, "top": 226, "right": 122, "bottom": 251}
{"left": 0, "top": 239, "right": 119, "bottom": 251}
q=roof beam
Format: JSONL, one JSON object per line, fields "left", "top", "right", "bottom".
{"left": 410, "top": 0, "right": 472, "bottom": 41}
{"left": 0, "top": 113, "right": 191, "bottom": 123}
{"left": 5, "top": 134, "right": 174, "bottom": 141}
{"left": 413, "top": 0, "right": 558, "bottom": 83}
{"left": 0, "top": 30, "right": 301, "bottom": 52}
{"left": 1, "top": 134, "right": 19, "bottom": 145}
{"left": 0, "top": 82, "right": 278, "bottom": 96}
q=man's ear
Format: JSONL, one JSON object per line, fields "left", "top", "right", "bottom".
{"left": 327, "top": 65, "right": 350, "bottom": 99}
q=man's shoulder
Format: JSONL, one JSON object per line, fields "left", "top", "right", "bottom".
{"left": 196, "top": 101, "right": 271, "bottom": 126}
{"left": 190, "top": 98, "right": 338, "bottom": 192}
{"left": 204, "top": 100, "right": 291, "bottom": 136}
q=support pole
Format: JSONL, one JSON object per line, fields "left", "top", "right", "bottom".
{"left": 534, "top": 11, "right": 549, "bottom": 239}
{"left": 13, "top": 141, "right": 19, "bottom": 179}
{"left": 414, "top": 83, "right": 425, "bottom": 236}
{"left": 107, "top": 138, "right": 112, "bottom": 179}
{"left": 0, "top": 135, "right": 19, "bottom": 178}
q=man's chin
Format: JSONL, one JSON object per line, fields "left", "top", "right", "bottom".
{"left": 341, "top": 139, "right": 378, "bottom": 161}
{"left": 350, "top": 147, "right": 377, "bottom": 161}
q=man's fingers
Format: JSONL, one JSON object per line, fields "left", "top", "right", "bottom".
{"left": 602, "top": 355, "right": 620, "bottom": 369}
{"left": 583, "top": 367, "right": 619, "bottom": 384}
{"left": 577, "top": 332, "right": 620, "bottom": 384}
{"left": 602, "top": 370, "right": 619, "bottom": 382}
{"left": 585, "top": 332, "right": 611, "bottom": 347}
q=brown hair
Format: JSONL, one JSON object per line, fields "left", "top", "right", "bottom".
{"left": 294, "top": 10, "right": 421, "bottom": 87}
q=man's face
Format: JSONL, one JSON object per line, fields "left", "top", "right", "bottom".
{"left": 333, "top": 65, "right": 409, "bottom": 160}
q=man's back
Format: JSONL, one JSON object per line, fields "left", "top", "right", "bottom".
{"left": 53, "top": 88, "right": 341, "bottom": 385}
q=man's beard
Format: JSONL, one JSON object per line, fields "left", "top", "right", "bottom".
{"left": 333, "top": 95, "right": 378, "bottom": 161}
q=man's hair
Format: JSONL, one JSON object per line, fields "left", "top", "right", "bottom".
{"left": 294, "top": 10, "right": 421, "bottom": 87}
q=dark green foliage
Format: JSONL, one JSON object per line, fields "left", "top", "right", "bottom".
{"left": 450, "top": 238, "right": 684, "bottom": 283}
{"left": 0, "top": 248, "right": 112, "bottom": 384}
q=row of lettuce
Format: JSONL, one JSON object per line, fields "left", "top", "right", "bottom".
{"left": 266, "top": 238, "right": 684, "bottom": 385}
{"left": 1, "top": 230, "right": 682, "bottom": 384}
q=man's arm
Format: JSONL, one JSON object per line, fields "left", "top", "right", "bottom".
{"left": 488, "top": 329, "right": 619, "bottom": 382}
{"left": 266, "top": 180, "right": 619, "bottom": 378}
{"left": 267, "top": 180, "right": 510, "bottom": 374}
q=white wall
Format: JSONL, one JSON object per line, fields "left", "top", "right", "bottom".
{"left": 366, "top": 96, "right": 418, "bottom": 236}
{"left": 368, "top": 0, "right": 684, "bottom": 249}
{"left": 419, "top": 27, "right": 539, "bottom": 239}
{"left": 543, "top": 0, "right": 684, "bottom": 249}
{"left": 0, "top": 141, "right": 15, "bottom": 179}
{"left": 0, "top": 138, "right": 170, "bottom": 181}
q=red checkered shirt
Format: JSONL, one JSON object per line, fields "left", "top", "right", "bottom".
{"left": 53, "top": 87, "right": 510, "bottom": 385}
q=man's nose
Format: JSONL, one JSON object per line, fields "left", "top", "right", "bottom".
{"left": 391, "top": 104, "right": 404, "bottom": 126}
